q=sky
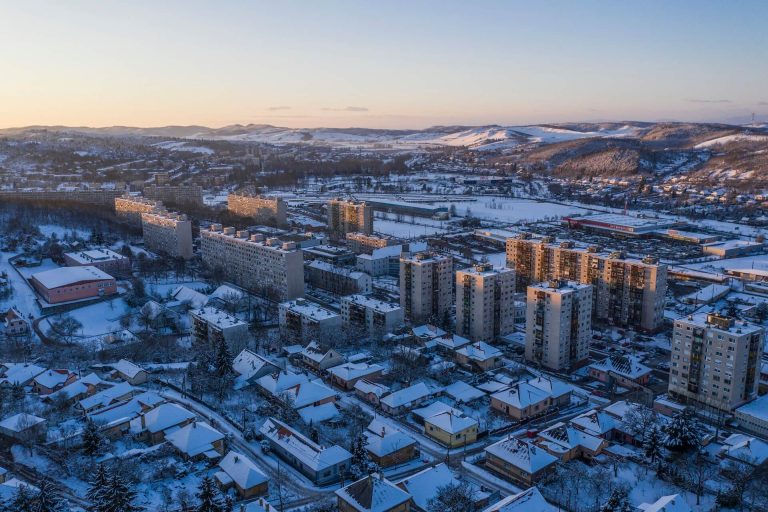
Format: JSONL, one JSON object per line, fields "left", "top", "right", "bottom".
{"left": 1, "top": 0, "right": 767, "bottom": 129}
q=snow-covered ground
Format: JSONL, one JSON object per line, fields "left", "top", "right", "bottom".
{"left": 694, "top": 133, "right": 768, "bottom": 148}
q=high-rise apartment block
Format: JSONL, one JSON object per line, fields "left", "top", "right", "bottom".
{"left": 455, "top": 264, "right": 515, "bottom": 342}
{"left": 115, "top": 195, "right": 163, "bottom": 225}
{"left": 506, "top": 234, "right": 666, "bottom": 331}
{"left": 144, "top": 185, "right": 203, "bottom": 207}
{"left": 340, "top": 294, "right": 404, "bottom": 338}
{"left": 227, "top": 192, "right": 287, "bottom": 225}
{"left": 399, "top": 252, "right": 453, "bottom": 324}
{"left": 327, "top": 199, "right": 373, "bottom": 237}
{"left": 668, "top": 313, "right": 763, "bottom": 412}
{"left": 346, "top": 232, "right": 397, "bottom": 254}
{"left": 141, "top": 211, "right": 194, "bottom": 259}
{"left": 525, "top": 280, "right": 593, "bottom": 371}
{"left": 201, "top": 225, "right": 304, "bottom": 300}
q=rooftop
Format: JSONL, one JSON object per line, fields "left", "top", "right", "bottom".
{"left": 31, "top": 265, "right": 114, "bottom": 289}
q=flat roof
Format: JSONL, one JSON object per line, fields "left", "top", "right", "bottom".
{"left": 65, "top": 248, "right": 127, "bottom": 264}
{"left": 31, "top": 266, "right": 114, "bottom": 289}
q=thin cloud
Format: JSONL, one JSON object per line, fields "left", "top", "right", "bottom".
{"left": 321, "top": 106, "right": 369, "bottom": 112}
{"left": 268, "top": 106, "right": 291, "bottom": 111}
{"left": 686, "top": 98, "right": 731, "bottom": 104}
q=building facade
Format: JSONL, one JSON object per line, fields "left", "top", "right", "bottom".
{"left": 201, "top": 225, "right": 305, "bottom": 300}
{"left": 327, "top": 199, "right": 373, "bottom": 237}
{"left": 305, "top": 260, "right": 372, "bottom": 296}
{"left": 346, "top": 232, "right": 397, "bottom": 254}
{"left": 668, "top": 313, "right": 763, "bottom": 412}
{"left": 525, "top": 280, "right": 593, "bottom": 371}
{"left": 278, "top": 298, "right": 342, "bottom": 342}
{"left": 340, "top": 294, "right": 404, "bottom": 338}
{"left": 400, "top": 252, "right": 453, "bottom": 325}
{"left": 455, "top": 264, "right": 515, "bottom": 342}
{"left": 141, "top": 211, "right": 194, "bottom": 259}
{"left": 227, "top": 192, "right": 287, "bottom": 225}
{"left": 143, "top": 185, "right": 203, "bottom": 206}
{"left": 64, "top": 248, "right": 131, "bottom": 276}
{"left": 30, "top": 266, "right": 117, "bottom": 304}
{"left": 115, "top": 195, "right": 164, "bottom": 225}
{"left": 506, "top": 234, "right": 667, "bottom": 331}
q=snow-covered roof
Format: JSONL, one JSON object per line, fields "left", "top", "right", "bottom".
{"left": 570, "top": 409, "right": 616, "bottom": 437}
{"left": 721, "top": 433, "right": 768, "bottom": 465}
{"left": 31, "top": 265, "right": 114, "bottom": 289}
{"left": 0, "top": 413, "right": 45, "bottom": 432}
{"left": 342, "top": 294, "right": 401, "bottom": 313}
{"left": 256, "top": 371, "right": 309, "bottom": 395}
{"left": 736, "top": 393, "right": 768, "bottom": 422}
{"left": 210, "top": 284, "right": 245, "bottom": 301}
{"left": 354, "top": 379, "right": 390, "bottom": 397}
{"left": 260, "top": 417, "right": 351, "bottom": 472}
{"left": 328, "top": 362, "right": 383, "bottom": 381}
{"left": 411, "top": 324, "right": 446, "bottom": 340}
{"left": 301, "top": 341, "right": 336, "bottom": 363}
{"left": 64, "top": 248, "right": 126, "bottom": 265}
{"left": 485, "top": 436, "right": 557, "bottom": 473}
{"left": 298, "top": 402, "right": 340, "bottom": 424}
{"left": 165, "top": 421, "right": 224, "bottom": 457}
{"left": 589, "top": 355, "right": 652, "bottom": 380}
{"left": 457, "top": 341, "right": 502, "bottom": 361}
{"left": 335, "top": 473, "right": 411, "bottom": 512}
{"left": 89, "top": 392, "right": 164, "bottom": 427}
{"left": 217, "top": 450, "right": 268, "bottom": 490}
{"left": 397, "top": 463, "right": 456, "bottom": 510}
{"left": 0, "top": 363, "right": 46, "bottom": 385}
{"left": 491, "top": 382, "right": 550, "bottom": 409}
{"left": 482, "top": 486, "right": 556, "bottom": 512}
{"left": 364, "top": 428, "right": 416, "bottom": 457}
{"left": 526, "top": 375, "right": 573, "bottom": 399}
{"left": 637, "top": 494, "right": 691, "bottom": 512}
{"left": 170, "top": 285, "right": 208, "bottom": 308}
{"left": 425, "top": 411, "right": 478, "bottom": 434}
{"left": 141, "top": 403, "right": 195, "bottom": 434}
{"left": 537, "top": 422, "right": 604, "bottom": 454}
{"left": 380, "top": 382, "right": 433, "bottom": 409}
{"left": 413, "top": 400, "right": 460, "bottom": 419}
{"left": 233, "top": 349, "right": 278, "bottom": 388}
{"left": 46, "top": 372, "right": 103, "bottom": 401}
{"left": 191, "top": 306, "right": 247, "bottom": 329}
{"left": 33, "top": 369, "right": 71, "bottom": 389}
{"left": 444, "top": 380, "right": 486, "bottom": 403}
{"left": 78, "top": 381, "right": 134, "bottom": 411}
{"left": 111, "top": 359, "right": 145, "bottom": 379}
{"left": 434, "top": 333, "right": 472, "bottom": 350}
{"left": 280, "top": 298, "right": 339, "bottom": 320}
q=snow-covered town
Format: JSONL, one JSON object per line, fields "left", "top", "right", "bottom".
{"left": 3, "top": 2, "right": 768, "bottom": 512}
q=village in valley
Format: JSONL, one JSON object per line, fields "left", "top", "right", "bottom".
{"left": 1, "top": 125, "right": 768, "bottom": 512}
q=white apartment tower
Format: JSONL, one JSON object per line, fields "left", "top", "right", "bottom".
{"left": 140, "top": 211, "right": 193, "bottom": 259}
{"left": 669, "top": 313, "right": 763, "bottom": 412}
{"left": 201, "top": 225, "right": 304, "bottom": 300}
{"left": 227, "top": 192, "right": 287, "bottom": 226}
{"left": 455, "top": 264, "right": 515, "bottom": 342}
{"left": 399, "top": 251, "right": 453, "bottom": 324}
{"left": 327, "top": 199, "right": 373, "bottom": 237}
{"left": 525, "top": 280, "right": 593, "bottom": 371}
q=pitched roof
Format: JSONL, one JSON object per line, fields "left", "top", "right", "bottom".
{"left": 457, "top": 341, "right": 502, "bottom": 361}
{"left": 444, "top": 380, "right": 486, "bottom": 403}
{"left": 0, "top": 413, "right": 45, "bottom": 432}
{"left": 637, "top": 494, "right": 692, "bottom": 512}
{"left": 111, "top": 359, "right": 145, "bottom": 379}
{"left": 33, "top": 369, "right": 71, "bottom": 389}
{"left": 165, "top": 421, "right": 224, "bottom": 457}
{"left": 380, "top": 382, "right": 433, "bottom": 409}
{"left": 328, "top": 362, "right": 383, "bottom": 381}
{"left": 354, "top": 379, "right": 390, "bottom": 397}
{"left": 537, "top": 422, "right": 604, "bottom": 453}
{"left": 589, "top": 355, "right": 652, "bottom": 380}
{"left": 425, "top": 411, "right": 478, "bottom": 434}
{"left": 46, "top": 372, "right": 103, "bottom": 401}
{"left": 217, "top": 450, "right": 268, "bottom": 489}
{"left": 260, "top": 417, "right": 351, "bottom": 472}
{"left": 335, "top": 474, "right": 411, "bottom": 512}
{"left": 485, "top": 436, "right": 557, "bottom": 473}
{"left": 0, "top": 363, "right": 46, "bottom": 385}
{"left": 78, "top": 381, "right": 134, "bottom": 411}
{"left": 570, "top": 409, "right": 616, "bottom": 437}
{"left": 141, "top": 403, "right": 195, "bottom": 433}
{"left": 526, "top": 375, "right": 573, "bottom": 399}
{"left": 482, "top": 486, "right": 556, "bottom": 512}
{"left": 491, "top": 382, "right": 551, "bottom": 409}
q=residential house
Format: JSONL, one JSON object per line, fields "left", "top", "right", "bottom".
{"left": 43, "top": 372, "right": 105, "bottom": 403}
{"left": 300, "top": 341, "right": 345, "bottom": 371}
{"left": 215, "top": 450, "right": 269, "bottom": 498}
{"left": 718, "top": 434, "right": 768, "bottom": 467}
{"left": 380, "top": 383, "right": 435, "bottom": 416}
{"left": 232, "top": 349, "right": 280, "bottom": 390}
{"left": 31, "top": 369, "right": 77, "bottom": 395}
{"left": 0, "top": 413, "right": 47, "bottom": 442}
{"left": 413, "top": 401, "right": 478, "bottom": 448}
{"left": 108, "top": 360, "right": 148, "bottom": 385}
{"left": 2, "top": 308, "right": 30, "bottom": 337}
{"left": 77, "top": 382, "right": 135, "bottom": 413}
{"left": 260, "top": 417, "right": 351, "bottom": 485}
{"left": 443, "top": 381, "right": 486, "bottom": 404}
{"left": 481, "top": 487, "right": 556, "bottom": 512}
{"left": 398, "top": 463, "right": 493, "bottom": 512}
{"left": 637, "top": 494, "right": 691, "bottom": 512}
{"left": 526, "top": 376, "right": 573, "bottom": 408}
{"left": 166, "top": 421, "right": 225, "bottom": 460}
{"left": 570, "top": 409, "right": 616, "bottom": 440}
{"left": 455, "top": 342, "right": 503, "bottom": 371}
{"left": 534, "top": 422, "right": 606, "bottom": 461}
{"left": 328, "top": 362, "right": 384, "bottom": 390}
{"left": 588, "top": 355, "right": 652, "bottom": 389}
{"left": 484, "top": 436, "right": 558, "bottom": 486}
{"left": 336, "top": 473, "right": 411, "bottom": 512}
{"left": 354, "top": 379, "right": 390, "bottom": 407}
{"left": 0, "top": 363, "right": 46, "bottom": 387}
{"left": 89, "top": 391, "right": 164, "bottom": 440}
{"left": 490, "top": 382, "right": 552, "bottom": 420}
{"left": 140, "top": 403, "right": 196, "bottom": 444}
{"left": 365, "top": 418, "right": 418, "bottom": 468}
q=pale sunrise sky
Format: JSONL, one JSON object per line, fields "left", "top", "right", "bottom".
{"left": 1, "top": 0, "right": 766, "bottom": 129}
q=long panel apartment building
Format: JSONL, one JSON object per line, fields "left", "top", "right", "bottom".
{"left": 228, "top": 192, "right": 287, "bottom": 225}
{"left": 328, "top": 199, "right": 373, "bottom": 237}
{"left": 525, "top": 280, "right": 593, "bottom": 371}
{"left": 141, "top": 211, "right": 194, "bottom": 259}
{"left": 668, "top": 313, "right": 763, "bottom": 413}
{"left": 143, "top": 185, "right": 203, "bottom": 207}
{"left": 201, "top": 225, "right": 304, "bottom": 301}
{"left": 399, "top": 251, "right": 453, "bottom": 324}
{"left": 115, "top": 195, "right": 164, "bottom": 225}
{"left": 340, "top": 294, "right": 404, "bottom": 338}
{"left": 279, "top": 298, "right": 342, "bottom": 342}
{"left": 506, "top": 234, "right": 667, "bottom": 331}
{"left": 456, "top": 264, "right": 515, "bottom": 342}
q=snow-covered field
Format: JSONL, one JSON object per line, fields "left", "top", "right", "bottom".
{"left": 694, "top": 133, "right": 768, "bottom": 148}
{"left": 374, "top": 218, "right": 452, "bottom": 238}
{"left": 152, "top": 140, "right": 215, "bottom": 154}
{"left": 40, "top": 298, "right": 133, "bottom": 337}
{"left": 431, "top": 197, "right": 594, "bottom": 223}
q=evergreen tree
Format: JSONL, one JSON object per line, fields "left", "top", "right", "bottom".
{"left": 427, "top": 482, "right": 477, "bottom": 512}
{"left": 195, "top": 476, "right": 224, "bottom": 512}
{"left": 32, "top": 480, "right": 63, "bottom": 512}
{"left": 644, "top": 425, "right": 663, "bottom": 470}
{"left": 11, "top": 486, "right": 34, "bottom": 512}
{"left": 98, "top": 472, "right": 142, "bottom": 512}
{"left": 86, "top": 464, "right": 110, "bottom": 508}
{"left": 82, "top": 419, "right": 104, "bottom": 457}
{"left": 599, "top": 487, "right": 633, "bottom": 512}
{"left": 214, "top": 338, "right": 234, "bottom": 377}
{"left": 663, "top": 410, "right": 701, "bottom": 452}
{"left": 222, "top": 495, "right": 234, "bottom": 512}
